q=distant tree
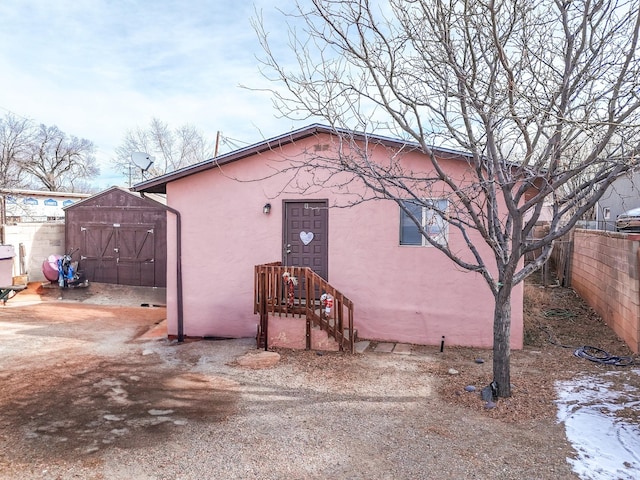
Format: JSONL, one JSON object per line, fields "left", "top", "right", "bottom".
{"left": 114, "top": 118, "right": 215, "bottom": 184}
{"left": 20, "top": 124, "right": 99, "bottom": 192}
{"left": 0, "top": 113, "right": 34, "bottom": 189}
{"left": 255, "top": 0, "right": 640, "bottom": 397}
{"left": 0, "top": 113, "right": 99, "bottom": 192}
{"left": 70, "top": 180, "right": 100, "bottom": 195}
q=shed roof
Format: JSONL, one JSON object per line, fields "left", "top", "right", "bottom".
{"left": 63, "top": 185, "right": 166, "bottom": 210}
{"left": 131, "top": 124, "right": 471, "bottom": 194}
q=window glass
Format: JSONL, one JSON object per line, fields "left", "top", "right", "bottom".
{"left": 44, "top": 198, "right": 58, "bottom": 206}
{"left": 425, "top": 199, "right": 448, "bottom": 244}
{"left": 400, "top": 201, "right": 423, "bottom": 245}
{"left": 23, "top": 197, "right": 38, "bottom": 205}
{"left": 400, "top": 199, "right": 448, "bottom": 246}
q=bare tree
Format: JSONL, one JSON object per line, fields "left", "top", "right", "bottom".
{"left": 0, "top": 113, "right": 34, "bottom": 189}
{"left": 114, "top": 118, "right": 215, "bottom": 184}
{"left": 20, "top": 124, "right": 99, "bottom": 192}
{"left": 255, "top": 0, "right": 640, "bottom": 397}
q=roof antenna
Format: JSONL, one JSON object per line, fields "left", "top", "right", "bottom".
{"left": 130, "top": 152, "right": 155, "bottom": 186}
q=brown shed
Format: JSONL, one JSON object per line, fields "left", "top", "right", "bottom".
{"left": 64, "top": 186, "right": 167, "bottom": 287}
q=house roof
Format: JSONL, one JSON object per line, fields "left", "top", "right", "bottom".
{"left": 131, "top": 124, "right": 471, "bottom": 194}
{"left": 0, "top": 188, "right": 91, "bottom": 199}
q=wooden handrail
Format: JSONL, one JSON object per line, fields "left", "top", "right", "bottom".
{"left": 254, "top": 262, "right": 355, "bottom": 353}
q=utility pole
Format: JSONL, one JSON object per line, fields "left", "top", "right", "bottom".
{"left": 214, "top": 131, "right": 221, "bottom": 158}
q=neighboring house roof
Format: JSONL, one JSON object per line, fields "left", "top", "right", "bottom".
{"left": 1, "top": 188, "right": 92, "bottom": 222}
{"left": 63, "top": 185, "right": 167, "bottom": 210}
{"left": 131, "top": 124, "right": 472, "bottom": 194}
{"left": 0, "top": 188, "right": 91, "bottom": 199}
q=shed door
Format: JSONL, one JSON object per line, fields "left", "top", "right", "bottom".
{"left": 283, "top": 200, "right": 328, "bottom": 280}
{"left": 115, "top": 225, "right": 156, "bottom": 286}
{"left": 81, "top": 224, "right": 117, "bottom": 284}
{"left": 81, "top": 223, "right": 156, "bottom": 286}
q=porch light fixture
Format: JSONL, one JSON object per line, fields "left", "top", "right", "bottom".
{"left": 263, "top": 203, "right": 272, "bottom": 215}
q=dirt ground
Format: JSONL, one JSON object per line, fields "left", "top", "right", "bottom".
{"left": 440, "top": 278, "right": 640, "bottom": 424}
{"left": 0, "top": 279, "right": 637, "bottom": 479}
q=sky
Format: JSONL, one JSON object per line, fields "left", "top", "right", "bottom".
{"left": 0, "top": 0, "right": 306, "bottom": 190}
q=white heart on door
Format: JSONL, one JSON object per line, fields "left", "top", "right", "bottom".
{"left": 300, "top": 231, "right": 314, "bottom": 245}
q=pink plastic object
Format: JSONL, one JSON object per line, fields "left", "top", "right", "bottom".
{"left": 42, "top": 255, "right": 61, "bottom": 282}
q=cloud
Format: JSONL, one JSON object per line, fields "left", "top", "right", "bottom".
{"left": 0, "top": 0, "right": 302, "bottom": 189}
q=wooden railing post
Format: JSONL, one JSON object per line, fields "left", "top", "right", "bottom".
{"left": 261, "top": 270, "right": 269, "bottom": 351}
{"left": 255, "top": 267, "right": 269, "bottom": 351}
{"left": 305, "top": 268, "right": 312, "bottom": 350}
{"left": 338, "top": 303, "right": 342, "bottom": 349}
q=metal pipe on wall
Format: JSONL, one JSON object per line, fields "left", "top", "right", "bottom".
{"left": 140, "top": 193, "right": 184, "bottom": 342}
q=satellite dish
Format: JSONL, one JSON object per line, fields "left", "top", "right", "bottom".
{"left": 131, "top": 152, "right": 154, "bottom": 171}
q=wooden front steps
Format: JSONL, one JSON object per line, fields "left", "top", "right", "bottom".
{"left": 254, "top": 263, "right": 355, "bottom": 353}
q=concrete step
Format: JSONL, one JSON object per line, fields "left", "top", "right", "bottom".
{"left": 354, "top": 340, "right": 370, "bottom": 354}
{"left": 366, "top": 342, "right": 414, "bottom": 355}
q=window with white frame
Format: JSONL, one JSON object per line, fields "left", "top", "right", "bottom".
{"left": 400, "top": 199, "right": 448, "bottom": 246}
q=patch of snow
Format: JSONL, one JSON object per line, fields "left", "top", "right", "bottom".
{"left": 103, "top": 414, "right": 124, "bottom": 422}
{"left": 148, "top": 409, "right": 174, "bottom": 416}
{"left": 556, "top": 369, "right": 640, "bottom": 480}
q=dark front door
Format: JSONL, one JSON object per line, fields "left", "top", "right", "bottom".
{"left": 283, "top": 200, "right": 328, "bottom": 279}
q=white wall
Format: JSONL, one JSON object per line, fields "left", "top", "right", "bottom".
{"left": 2, "top": 190, "right": 89, "bottom": 223}
{"left": 2, "top": 223, "right": 65, "bottom": 282}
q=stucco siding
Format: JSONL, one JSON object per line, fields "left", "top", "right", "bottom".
{"left": 163, "top": 135, "right": 524, "bottom": 349}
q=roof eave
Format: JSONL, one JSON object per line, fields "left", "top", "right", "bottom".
{"left": 131, "top": 123, "right": 472, "bottom": 194}
{"left": 131, "top": 124, "right": 333, "bottom": 194}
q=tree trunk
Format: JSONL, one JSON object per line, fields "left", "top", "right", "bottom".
{"left": 492, "top": 289, "right": 512, "bottom": 397}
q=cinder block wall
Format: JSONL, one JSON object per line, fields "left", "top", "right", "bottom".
{"left": 2, "top": 223, "right": 65, "bottom": 282}
{"left": 571, "top": 229, "right": 640, "bottom": 353}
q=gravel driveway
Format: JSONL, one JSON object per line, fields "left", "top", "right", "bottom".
{"left": 0, "top": 282, "right": 581, "bottom": 479}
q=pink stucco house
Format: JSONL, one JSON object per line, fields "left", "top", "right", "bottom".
{"left": 133, "top": 125, "right": 524, "bottom": 351}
